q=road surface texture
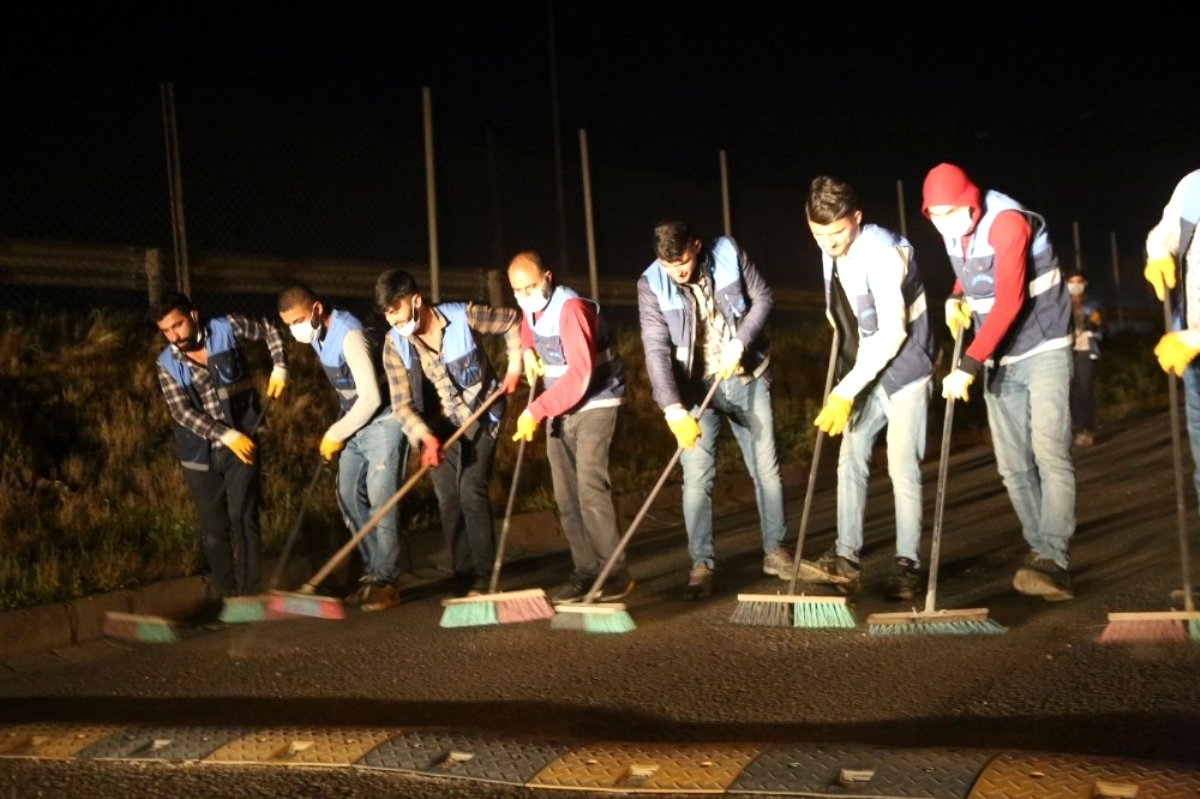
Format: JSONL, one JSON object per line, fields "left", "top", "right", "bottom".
{"left": 1, "top": 408, "right": 1198, "bottom": 797}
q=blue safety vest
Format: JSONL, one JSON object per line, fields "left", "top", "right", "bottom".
{"left": 523, "top": 285, "right": 624, "bottom": 413}
{"left": 157, "top": 316, "right": 259, "bottom": 470}
{"left": 940, "top": 191, "right": 1070, "bottom": 361}
{"left": 641, "top": 236, "right": 767, "bottom": 378}
{"left": 314, "top": 309, "right": 389, "bottom": 420}
{"left": 821, "top": 224, "right": 934, "bottom": 395}
{"left": 388, "top": 302, "right": 504, "bottom": 434}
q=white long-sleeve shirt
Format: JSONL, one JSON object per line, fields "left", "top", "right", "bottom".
{"left": 1146, "top": 169, "right": 1200, "bottom": 334}
{"left": 318, "top": 327, "right": 384, "bottom": 442}
{"left": 829, "top": 232, "right": 928, "bottom": 400}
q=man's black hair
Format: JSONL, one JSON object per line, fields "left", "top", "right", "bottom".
{"left": 652, "top": 219, "right": 699, "bottom": 262}
{"left": 149, "top": 291, "right": 193, "bottom": 324}
{"left": 805, "top": 175, "right": 860, "bottom": 225}
{"left": 374, "top": 269, "right": 420, "bottom": 312}
{"left": 278, "top": 282, "right": 320, "bottom": 314}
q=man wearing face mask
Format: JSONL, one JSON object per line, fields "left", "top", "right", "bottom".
{"left": 638, "top": 219, "right": 792, "bottom": 600}
{"left": 507, "top": 251, "right": 632, "bottom": 602}
{"left": 374, "top": 269, "right": 523, "bottom": 597}
{"left": 1065, "top": 271, "right": 1102, "bottom": 447}
{"left": 922, "top": 162, "right": 1075, "bottom": 602}
{"left": 277, "top": 284, "right": 408, "bottom": 611}
{"left": 152, "top": 292, "right": 287, "bottom": 617}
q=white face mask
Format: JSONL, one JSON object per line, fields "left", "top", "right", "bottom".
{"left": 395, "top": 318, "right": 418, "bottom": 337}
{"left": 516, "top": 289, "right": 550, "bottom": 314}
{"left": 288, "top": 305, "right": 319, "bottom": 343}
{"left": 1067, "top": 282, "right": 1085, "bottom": 296}
{"left": 931, "top": 209, "right": 974, "bottom": 239}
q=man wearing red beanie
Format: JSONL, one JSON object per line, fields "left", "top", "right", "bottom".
{"left": 921, "top": 162, "right": 1075, "bottom": 601}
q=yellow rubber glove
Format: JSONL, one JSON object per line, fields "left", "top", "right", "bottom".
{"left": 813, "top": 393, "right": 853, "bottom": 436}
{"left": 266, "top": 365, "right": 287, "bottom": 399}
{"left": 944, "top": 298, "right": 972, "bottom": 341}
{"left": 225, "top": 433, "right": 256, "bottom": 465}
{"left": 941, "top": 369, "right": 975, "bottom": 402}
{"left": 665, "top": 406, "right": 701, "bottom": 450}
{"left": 717, "top": 339, "right": 745, "bottom": 380}
{"left": 1144, "top": 255, "right": 1177, "bottom": 302}
{"left": 522, "top": 349, "right": 544, "bottom": 387}
{"left": 511, "top": 409, "right": 539, "bottom": 443}
{"left": 319, "top": 434, "right": 345, "bottom": 462}
{"left": 1155, "top": 331, "right": 1200, "bottom": 377}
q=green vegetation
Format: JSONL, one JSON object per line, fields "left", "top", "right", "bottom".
{"left": 0, "top": 309, "right": 1163, "bottom": 610}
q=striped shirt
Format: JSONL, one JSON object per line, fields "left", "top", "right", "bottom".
{"left": 382, "top": 302, "right": 521, "bottom": 441}
{"left": 156, "top": 313, "right": 287, "bottom": 446}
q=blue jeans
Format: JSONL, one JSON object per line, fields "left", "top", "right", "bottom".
{"left": 679, "top": 375, "right": 786, "bottom": 568}
{"left": 1181, "top": 361, "right": 1200, "bottom": 504}
{"left": 982, "top": 347, "right": 1076, "bottom": 569}
{"left": 336, "top": 413, "right": 408, "bottom": 584}
{"left": 836, "top": 380, "right": 930, "bottom": 565}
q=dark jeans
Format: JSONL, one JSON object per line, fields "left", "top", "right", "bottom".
{"left": 546, "top": 405, "right": 624, "bottom": 580}
{"left": 1070, "top": 352, "right": 1098, "bottom": 433}
{"left": 428, "top": 429, "right": 497, "bottom": 579}
{"left": 182, "top": 446, "right": 262, "bottom": 598}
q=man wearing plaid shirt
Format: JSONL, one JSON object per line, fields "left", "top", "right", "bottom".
{"left": 153, "top": 292, "right": 287, "bottom": 611}
{"left": 375, "top": 270, "right": 522, "bottom": 597}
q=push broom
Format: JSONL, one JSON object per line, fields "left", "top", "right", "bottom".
{"left": 552, "top": 378, "right": 723, "bottom": 634}
{"left": 440, "top": 381, "right": 554, "bottom": 627}
{"left": 1100, "top": 293, "right": 1200, "bottom": 643}
{"left": 104, "top": 396, "right": 274, "bottom": 643}
{"left": 268, "top": 386, "right": 507, "bottom": 620}
{"left": 732, "top": 331, "right": 856, "bottom": 629}
{"left": 867, "top": 332, "right": 1005, "bottom": 635}
{"left": 218, "top": 458, "right": 329, "bottom": 623}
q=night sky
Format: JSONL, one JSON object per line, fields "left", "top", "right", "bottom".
{"left": 4, "top": 2, "right": 1197, "bottom": 299}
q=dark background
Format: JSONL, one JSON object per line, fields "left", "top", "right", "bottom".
{"left": 1, "top": 1, "right": 1196, "bottom": 307}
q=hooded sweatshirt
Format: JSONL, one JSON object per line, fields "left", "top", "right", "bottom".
{"left": 922, "top": 163, "right": 1033, "bottom": 374}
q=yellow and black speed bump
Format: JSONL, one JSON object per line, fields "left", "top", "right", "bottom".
{"left": 207, "top": 726, "right": 404, "bottom": 767}
{"left": 528, "top": 741, "right": 764, "bottom": 792}
{"left": 357, "top": 729, "right": 576, "bottom": 786}
{"left": 729, "top": 742, "right": 993, "bottom": 797}
{"left": 75, "top": 724, "right": 255, "bottom": 762}
{"left": 969, "top": 750, "right": 1200, "bottom": 798}
{"left": 0, "top": 723, "right": 126, "bottom": 760}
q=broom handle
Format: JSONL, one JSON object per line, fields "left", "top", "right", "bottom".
{"left": 267, "top": 458, "right": 328, "bottom": 591}
{"left": 923, "top": 332, "right": 964, "bottom": 614}
{"left": 1163, "top": 295, "right": 1196, "bottom": 613}
{"left": 786, "top": 330, "right": 840, "bottom": 594}
{"left": 583, "top": 377, "right": 724, "bottom": 601}
{"left": 489, "top": 380, "right": 539, "bottom": 594}
{"left": 302, "top": 386, "right": 508, "bottom": 591}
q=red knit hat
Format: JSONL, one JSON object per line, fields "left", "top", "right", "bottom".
{"left": 921, "top": 162, "right": 982, "bottom": 218}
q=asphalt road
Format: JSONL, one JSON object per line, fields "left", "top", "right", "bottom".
{"left": 2, "top": 407, "right": 1199, "bottom": 797}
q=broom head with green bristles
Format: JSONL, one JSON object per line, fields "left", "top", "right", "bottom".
{"left": 218, "top": 595, "right": 270, "bottom": 623}
{"left": 550, "top": 601, "right": 635, "bottom": 634}
{"left": 103, "top": 611, "right": 179, "bottom": 644}
{"left": 1098, "top": 610, "right": 1200, "bottom": 644}
{"left": 867, "top": 606, "right": 1006, "bottom": 636}
{"left": 732, "top": 593, "right": 856, "bottom": 629}
{"left": 440, "top": 588, "right": 554, "bottom": 628}
{"left": 266, "top": 587, "right": 346, "bottom": 620}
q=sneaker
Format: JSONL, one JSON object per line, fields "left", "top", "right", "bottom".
{"left": 684, "top": 563, "right": 714, "bottom": 601}
{"left": 551, "top": 574, "right": 592, "bottom": 603}
{"left": 344, "top": 579, "right": 371, "bottom": 607}
{"left": 361, "top": 582, "right": 401, "bottom": 612}
{"left": 467, "top": 577, "right": 491, "bottom": 597}
{"left": 762, "top": 547, "right": 796, "bottom": 580}
{"left": 1073, "top": 431, "right": 1094, "bottom": 447}
{"left": 884, "top": 557, "right": 921, "bottom": 602}
{"left": 1012, "top": 555, "right": 1073, "bottom": 601}
{"left": 805, "top": 546, "right": 861, "bottom": 592}
{"left": 599, "top": 572, "right": 636, "bottom": 602}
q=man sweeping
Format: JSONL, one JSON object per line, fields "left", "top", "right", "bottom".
{"left": 278, "top": 283, "right": 408, "bottom": 612}
{"left": 803, "top": 176, "right": 935, "bottom": 601}
{"left": 152, "top": 292, "right": 287, "bottom": 621}
{"left": 507, "top": 251, "right": 633, "bottom": 603}
{"left": 375, "top": 270, "right": 522, "bottom": 598}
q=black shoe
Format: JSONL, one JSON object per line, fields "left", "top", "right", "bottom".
{"left": 467, "top": 577, "right": 491, "bottom": 597}
{"left": 808, "top": 546, "right": 861, "bottom": 593}
{"left": 1012, "top": 555, "right": 1073, "bottom": 601}
{"left": 599, "top": 572, "right": 635, "bottom": 602}
{"left": 684, "top": 563, "right": 714, "bottom": 601}
{"left": 552, "top": 574, "right": 592, "bottom": 603}
{"left": 885, "top": 557, "right": 921, "bottom": 602}
{"left": 451, "top": 573, "right": 477, "bottom": 598}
